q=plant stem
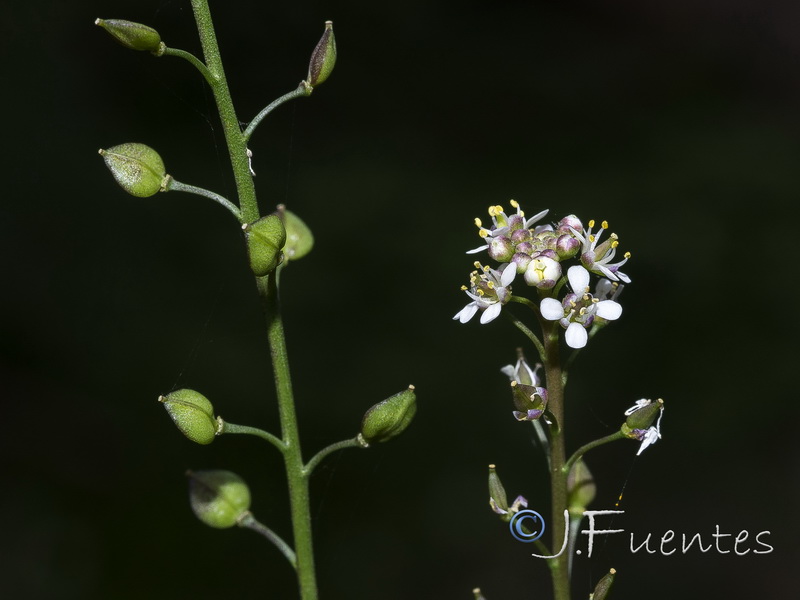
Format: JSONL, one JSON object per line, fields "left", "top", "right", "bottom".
{"left": 190, "top": 0, "right": 260, "bottom": 223}
{"left": 161, "top": 46, "right": 214, "bottom": 84}
{"left": 219, "top": 419, "right": 287, "bottom": 453}
{"left": 239, "top": 511, "right": 298, "bottom": 568}
{"left": 540, "top": 319, "right": 569, "bottom": 600}
{"left": 304, "top": 436, "right": 367, "bottom": 476}
{"left": 165, "top": 178, "right": 242, "bottom": 221}
{"left": 244, "top": 83, "right": 311, "bottom": 142}
{"left": 563, "top": 431, "right": 625, "bottom": 475}
{"left": 190, "top": 3, "right": 317, "bottom": 598}
{"left": 504, "top": 311, "right": 546, "bottom": 363}
{"left": 259, "top": 271, "right": 318, "bottom": 600}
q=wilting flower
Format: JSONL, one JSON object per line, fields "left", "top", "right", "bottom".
{"left": 624, "top": 398, "right": 664, "bottom": 455}
{"left": 500, "top": 353, "right": 542, "bottom": 387}
{"left": 540, "top": 266, "right": 622, "bottom": 348}
{"left": 453, "top": 262, "right": 516, "bottom": 324}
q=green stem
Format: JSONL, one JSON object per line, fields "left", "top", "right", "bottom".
{"left": 190, "top": 3, "right": 316, "bottom": 598}
{"left": 190, "top": 0, "right": 260, "bottom": 223}
{"left": 238, "top": 511, "right": 297, "bottom": 568}
{"left": 504, "top": 311, "right": 546, "bottom": 363}
{"left": 562, "top": 431, "right": 625, "bottom": 475}
{"left": 243, "top": 83, "right": 312, "bottom": 142}
{"left": 540, "top": 319, "right": 569, "bottom": 600}
{"left": 161, "top": 46, "right": 214, "bottom": 84}
{"left": 258, "top": 271, "right": 318, "bottom": 600}
{"left": 165, "top": 178, "right": 242, "bottom": 221}
{"left": 508, "top": 295, "right": 540, "bottom": 314}
{"left": 219, "top": 419, "right": 286, "bottom": 453}
{"left": 304, "top": 435, "right": 368, "bottom": 477}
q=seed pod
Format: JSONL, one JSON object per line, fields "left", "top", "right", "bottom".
{"left": 99, "top": 143, "right": 166, "bottom": 197}
{"left": 307, "top": 21, "right": 336, "bottom": 87}
{"left": 625, "top": 398, "right": 663, "bottom": 430}
{"left": 591, "top": 568, "right": 616, "bottom": 600}
{"left": 283, "top": 209, "right": 314, "bottom": 261}
{"left": 187, "top": 470, "right": 251, "bottom": 529}
{"left": 360, "top": 385, "right": 417, "bottom": 443}
{"left": 243, "top": 213, "right": 287, "bottom": 276}
{"left": 95, "top": 18, "right": 162, "bottom": 53}
{"left": 159, "top": 389, "right": 219, "bottom": 445}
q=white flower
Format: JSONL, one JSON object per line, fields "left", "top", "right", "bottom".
{"left": 624, "top": 399, "right": 664, "bottom": 455}
{"left": 453, "top": 262, "right": 516, "bottom": 324}
{"left": 466, "top": 201, "right": 549, "bottom": 254}
{"left": 501, "top": 355, "right": 542, "bottom": 386}
{"left": 570, "top": 219, "right": 631, "bottom": 283}
{"left": 540, "top": 266, "right": 622, "bottom": 348}
{"left": 523, "top": 256, "right": 562, "bottom": 289}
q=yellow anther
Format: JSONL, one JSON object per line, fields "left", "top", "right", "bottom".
{"left": 601, "top": 220, "right": 609, "bottom": 229}
{"left": 483, "top": 265, "right": 490, "bottom": 273}
{"left": 588, "top": 219, "right": 596, "bottom": 228}
{"left": 474, "top": 218, "right": 483, "bottom": 228}
{"left": 487, "top": 281, "right": 495, "bottom": 289}
{"left": 610, "top": 233, "right": 619, "bottom": 240}
{"left": 611, "top": 240, "right": 619, "bottom": 249}
{"left": 589, "top": 234, "right": 596, "bottom": 243}
{"left": 510, "top": 199, "right": 519, "bottom": 209}
{"left": 473, "top": 261, "right": 482, "bottom": 269}
{"left": 488, "top": 206, "right": 498, "bottom": 217}
{"left": 479, "top": 230, "right": 489, "bottom": 238}
{"left": 477, "top": 289, "right": 485, "bottom": 297}
{"left": 624, "top": 251, "right": 631, "bottom": 259}
{"left": 460, "top": 285, "right": 468, "bottom": 291}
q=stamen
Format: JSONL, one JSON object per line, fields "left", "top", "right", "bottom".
{"left": 460, "top": 285, "right": 468, "bottom": 291}
{"left": 601, "top": 220, "right": 609, "bottom": 229}
{"left": 588, "top": 219, "right": 596, "bottom": 228}
{"left": 474, "top": 218, "right": 483, "bottom": 228}
{"left": 589, "top": 234, "right": 596, "bottom": 243}
{"left": 611, "top": 240, "right": 619, "bottom": 248}
{"left": 479, "top": 230, "right": 489, "bottom": 238}
{"left": 473, "top": 261, "right": 482, "bottom": 269}
{"left": 624, "top": 251, "right": 631, "bottom": 259}
{"left": 510, "top": 199, "right": 519, "bottom": 209}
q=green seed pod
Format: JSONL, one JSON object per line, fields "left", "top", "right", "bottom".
{"left": 307, "top": 21, "right": 336, "bottom": 87}
{"left": 590, "top": 568, "right": 616, "bottom": 600}
{"left": 159, "top": 389, "right": 219, "bottom": 445}
{"left": 360, "top": 385, "right": 417, "bottom": 443}
{"left": 99, "top": 143, "right": 166, "bottom": 197}
{"left": 243, "top": 214, "right": 287, "bottom": 276}
{"left": 488, "top": 464, "right": 509, "bottom": 515}
{"left": 625, "top": 398, "right": 664, "bottom": 430}
{"left": 567, "top": 459, "right": 596, "bottom": 516}
{"left": 187, "top": 470, "right": 251, "bottom": 529}
{"left": 95, "top": 18, "right": 162, "bottom": 53}
{"left": 283, "top": 209, "right": 314, "bottom": 261}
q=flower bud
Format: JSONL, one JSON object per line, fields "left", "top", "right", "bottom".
{"left": 187, "top": 470, "right": 251, "bottom": 529}
{"left": 624, "top": 398, "right": 663, "bottom": 430}
{"left": 510, "top": 381, "right": 547, "bottom": 422}
{"left": 99, "top": 143, "right": 166, "bottom": 197}
{"left": 486, "top": 236, "right": 514, "bottom": 263}
{"left": 558, "top": 214, "right": 583, "bottom": 234}
{"left": 360, "top": 385, "right": 417, "bottom": 443}
{"left": 159, "top": 389, "right": 219, "bottom": 445}
{"left": 591, "top": 568, "right": 616, "bottom": 600}
{"left": 95, "top": 18, "right": 163, "bottom": 53}
{"left": 306, "top": 21, "right": 336, "bottom": 87}
{"left": 488, "top": 464, "right": 509, "bottom": 515}
{"left": 243, "top": 213, "right": 287, "bottom": 276}
{"left": 567, "top": 459, "right": 596, "bottom": 515}
{"left": 282, "top": 209, "right": 314, "bottom": 260}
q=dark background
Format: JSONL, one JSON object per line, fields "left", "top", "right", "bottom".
{"left": 2, "top": 0, "right": 798, "bottom": 598}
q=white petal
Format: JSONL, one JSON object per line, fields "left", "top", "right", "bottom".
{"left": 595, "top": 300, "right": 622, "bottom": 320}
{"left": 565, "top": 322, "right": 588, "bottom": 348}
{"left": 616, "top": 271, "right": 631, "bottom": 284}
{"left": 540, "top": 298, "right": 564, "bottom": 321}
{"left": 455, "top": 303, "right": 478, "bottom": 323}
{"left": 480, "top": 302, "right": 502, "bottom": 324}
{"left": 637, "top": 427, "right": 661, "bottom": 455}
{"left": 524, "top": 208, "right": 549, "bottom": 228}
{"left": 500, "top": 262, "right": 516, "bottom": 287}
{"left": 466, "top": 245, "right": 489, "bottom": 254}
{"left": 568, "top": 265, "right": 590, "bottom": 293}
{"left": 500, "top": 365, "right": 516, "bottom": 380}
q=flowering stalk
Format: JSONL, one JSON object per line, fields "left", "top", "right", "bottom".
{"left": 457, "top": 201, "right": 663, "bottom": 599}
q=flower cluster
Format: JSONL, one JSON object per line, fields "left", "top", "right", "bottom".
{"left": 454, "top": 201, "right": 631, "bottom": 348}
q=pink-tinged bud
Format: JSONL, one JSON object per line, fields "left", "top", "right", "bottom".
{"left": 487, "top": 236, "right": 514, "bottom": 262}
{"left": 558, "top": 214, "right": 583, "bottom": 233}
{"left": 556, "top": 233, "right": 580, "bottom": 258}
